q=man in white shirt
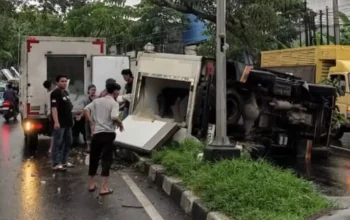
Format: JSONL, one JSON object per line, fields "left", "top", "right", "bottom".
{"left": 84, "top": 82, "right": 124, "bottom": 196}
{"left": 43, "top": 80, "right": 54, "bottom": 154}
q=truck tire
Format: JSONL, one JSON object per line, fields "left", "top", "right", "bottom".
{"left": 227, "top": 89, "right": 244, "bottom": 125}
{"left": 26, "top": 133, "right": 38, "bottom": 155}
{"left": 4, "top": 115, "right": 10, "bottom": 123}
{"left": 331, "top": 129, "right": 344, "bottom": 140}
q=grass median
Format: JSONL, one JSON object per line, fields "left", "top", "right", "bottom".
{"left": 152, "top": 140, "right": 333, "bottom": 220}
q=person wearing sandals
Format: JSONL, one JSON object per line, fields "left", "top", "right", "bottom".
{"left": 43, "top": 80, "right": 54, "bottom": 154}
{"left": 50, "top": 74, "right": 74, "bottom": 171}
{"left": 76, "top": 84, "right": 97, "bottom": 153}
{"left": 84, "top": 82, "right": 124, "bottom": 196}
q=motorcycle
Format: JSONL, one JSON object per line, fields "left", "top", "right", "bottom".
{"left": 2, "top": 100, "right": 18, "bottom": 122}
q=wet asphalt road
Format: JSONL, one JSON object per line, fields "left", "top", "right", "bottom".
{"left": 277, "top": 134, "right": 350, "bottom": 197}
{"left": 0, "top": 117, "right": 189, "bottom": 220}
{"left": 3, "top": 116, "right": 350, "bottom": 220}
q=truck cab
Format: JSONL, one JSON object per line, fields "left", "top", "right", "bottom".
{"left": 328, "top": 60, "right": 350, "bottom": 138}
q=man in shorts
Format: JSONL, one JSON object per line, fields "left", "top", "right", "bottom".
{"left": 84, "top": 82, "right": 124, "bottom": 195}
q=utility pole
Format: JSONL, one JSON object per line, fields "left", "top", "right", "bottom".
{"left": 304, "top": 0, "right": 309, "bottom": 46}
{"left": 204, "top": 0, "right": 240, "bottom": 161}
{"left": 326, "top": 6, "right": 330, "bottom": 45}
{"left": 320, "top": 10, "right": 323, "bottom": 45}
{"left": 333, "top": 0, "right": 341, "bottom": 44}
{"left": 299, "top": 19, "right": 302, "bottom": 47}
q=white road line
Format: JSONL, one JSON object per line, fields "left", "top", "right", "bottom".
{"left": 120, "top": 172, "right": 164, "bottom": 220}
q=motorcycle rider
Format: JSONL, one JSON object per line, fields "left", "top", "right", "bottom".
{"left": 3, "top": 83, "right": 18, "bottom": 112}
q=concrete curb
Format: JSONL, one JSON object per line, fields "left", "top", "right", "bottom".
{"left": 329, "top": 145, "right": 350, "bottom": 158}
{"left": 135, "top": 156, "right": 231, "bottom": 220}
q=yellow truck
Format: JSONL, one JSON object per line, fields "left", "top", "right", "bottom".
{"left": 261, "top": 46, "right": 350, "bottom": 139}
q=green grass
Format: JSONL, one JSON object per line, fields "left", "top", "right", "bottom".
{"left": 152, "top": 140, "right": 333, "bottom": 220}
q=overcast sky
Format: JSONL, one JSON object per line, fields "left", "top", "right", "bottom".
{"left": 125, "top": 0, "right": 140, "bottom": 6}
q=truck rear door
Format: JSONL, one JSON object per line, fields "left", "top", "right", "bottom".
{"left": 91, "top": 56, "right": 130, "bottom": 95}
{"left": 115, "top": 116, "right": 178, "bottom": 153}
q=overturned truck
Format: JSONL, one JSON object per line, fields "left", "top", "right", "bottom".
{"left": 114, "top": 52, "right": 336, "bottom": 157}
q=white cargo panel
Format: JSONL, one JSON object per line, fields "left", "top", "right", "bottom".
{"left": 115, "top": 116, "right": 178, "bottom": 153}
{"left": 136, "top": 52, "right": 203, "bottom": 80}
{"left": 21, "top": 36, "right": 106, "bottom": 117}
{"left": 92, "top": 56, "right": 130, "bottom": 95}
{"left": 114, "top": 53, "right": 203, "bottom": 153}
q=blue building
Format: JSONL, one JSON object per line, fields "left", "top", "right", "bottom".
{"left": 182, "top": 14, "right": 209, "bottom": 45}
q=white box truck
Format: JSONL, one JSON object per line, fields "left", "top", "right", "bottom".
{"left": 20, "top": 36, "right": 130, "bottom": 147}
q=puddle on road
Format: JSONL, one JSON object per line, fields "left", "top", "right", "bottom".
{"left": 272, "top": 156, "right": 350, "bottom": 196}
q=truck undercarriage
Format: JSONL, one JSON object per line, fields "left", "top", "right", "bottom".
{"left": 192, "top": 65, "right": 336, "bottom": 155}
{"left": 115, "top": 53, "right": 335, "bottom": 157}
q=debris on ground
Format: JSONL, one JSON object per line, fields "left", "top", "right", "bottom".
{"left": 122, "top": 204, "right": 143, "bottom": 209}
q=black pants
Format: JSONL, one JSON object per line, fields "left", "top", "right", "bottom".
{"left": 88, "top": 132, "right": 116, "bottom": 177}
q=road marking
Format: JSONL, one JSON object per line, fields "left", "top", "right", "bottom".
{"left": 120, "top": 172, "right": 164, "bottom": 220}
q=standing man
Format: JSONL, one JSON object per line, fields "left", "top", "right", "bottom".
{"left": 84, "top": 82, "right": 124, "bottom": 195}
{"left": 51, "top": 74, "right": 74, "bottom": 171}
{"left": 43, "top": 80, "right": 54, "bottom": 154}
{"left": 76, "top": 84, "right": 97, "bottom": 153}
{"left": 120, "top": 69, "right": 134, "bottom": 119}
{"left": 100, "top": 78, "right": 116, "bottom": 98}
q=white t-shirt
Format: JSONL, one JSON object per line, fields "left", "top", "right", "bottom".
{"left": 84, "top": 95, "right": 120, "bottom": 134}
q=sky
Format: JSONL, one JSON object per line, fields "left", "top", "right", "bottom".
{"left": 125, "top": 0, "right": 140, "bottom": 6}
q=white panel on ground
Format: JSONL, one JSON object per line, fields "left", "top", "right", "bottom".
{"left": 92, "top": 56, "right": 130, "bottom": 95}
{"left": 115, "top": 116, "right": 178, "bottom": 153}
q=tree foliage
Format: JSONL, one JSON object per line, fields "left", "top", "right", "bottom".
{"left": 0, "top": 0, "right": 186, "bottom": 67}
{"left": 150, "top": 0, "right": 305, "bottom": 62}
{"left": 0, "top": 0, "right": 321, "bottom": 67}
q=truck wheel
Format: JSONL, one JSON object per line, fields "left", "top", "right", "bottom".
{"left": 26, "top": 133, "right": 38, "bottom": 155}
{"left": 4, "top": 115, "right": 10, "bottom": 123}
{"left": 227, "top": 89, "right": 244, "bottom": 125}
{"left": 331, "top": 129, "right": 344, "bottom": 140}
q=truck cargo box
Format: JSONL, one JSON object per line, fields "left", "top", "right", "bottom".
{"left": 114, "top": 52, "right": 203, "bottom": 153}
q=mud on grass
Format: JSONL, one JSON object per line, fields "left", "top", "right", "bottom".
{"left": 152, "top": 140, "right": 334, "bottom": 220}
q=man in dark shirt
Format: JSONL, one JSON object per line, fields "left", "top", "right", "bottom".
{"left": 51, "top": 74, "right": 74, "bottom": 171}
{"left": 121, "top": 69, "right": 133, "bottom": 118}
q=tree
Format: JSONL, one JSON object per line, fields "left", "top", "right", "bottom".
{"left": 64, "top": 2, "right": 136, "bottom": 49}
{"left": 339, "top": 12, "right": 350, "bottom": 45}
{"left": 150, "top": 0, "right": 305, "bottom": 62}
{"left": 0, "top": 0, "right": 18, "bottom": 66}
{"left": 128, "top": 0, "right": 187, "bottom": 52}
